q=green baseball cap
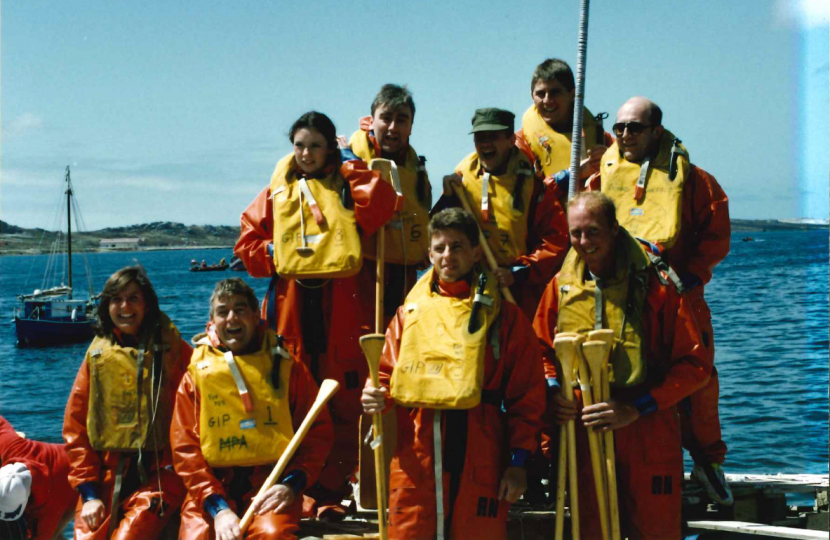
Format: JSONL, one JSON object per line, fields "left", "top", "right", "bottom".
{"left": 470, "top": 108, "right": 515, "bottom": 134}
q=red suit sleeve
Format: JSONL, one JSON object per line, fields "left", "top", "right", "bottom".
{"left": 341, "top": 159, "right": 400, "bottom": 237}
{"left": 283, "top": 359, "right": 333, "bottom": 487}
{"left": 498, "top": 304, "right": 546, "bottom": 452}
{"left": 62, "top": 359, "right": 101, "bottom": 490}
{"left": 235, "top": 186, "right": 276, "bottom": 279}
{"left": 517, "top": 180, "right": 569, "bottom": 285}
{"left": 666, "top": 166, "right": 730, "bottom": 285}
{"left": 645, "top": 274, "right": 713, "bottom": 410}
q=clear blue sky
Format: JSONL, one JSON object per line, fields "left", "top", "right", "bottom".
{"left": 2, "top": 0, "right": 827, "bottom": 230}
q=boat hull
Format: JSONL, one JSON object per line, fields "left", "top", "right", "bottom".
{"left": 14, "top": 316, "right": 95, "bottom": 347}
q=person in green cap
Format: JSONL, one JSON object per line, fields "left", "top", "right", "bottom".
{"left": 435, "top": 107, "right": 569, "bottom": 323}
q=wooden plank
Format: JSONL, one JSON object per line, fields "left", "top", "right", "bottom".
{"left": 684, "top": 473, "right": 829, "bottom": 493}
{"left": 688, "top": 520, "right": 828, "bottom": 539}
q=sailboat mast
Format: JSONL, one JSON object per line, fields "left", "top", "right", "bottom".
{"left": 66, "top": 166, "right": 73, "bottom": 299}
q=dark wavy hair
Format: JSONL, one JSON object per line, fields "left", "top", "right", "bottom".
{"left": 289, "top": 111, "right": 338, "bottom": 157}
{"left": 531, "top": 58, "right": 575, "bottom": 92}
{"left": 95, "top": 265, "right": 160, "bottom": 339}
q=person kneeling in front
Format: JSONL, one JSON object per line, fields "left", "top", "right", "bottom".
{"left": 170, "top": 278, "right": 333, "bottom": 540}
{"left": 362, "top": 208, "right": 545, "bottom": 540}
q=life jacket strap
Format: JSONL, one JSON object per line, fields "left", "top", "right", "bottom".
{"left": 417, "top": 155, "right": 429, "bottom": 206}
{"left": 297, "top": 178, "right": 326, "bottom": 225}
{"left": 389, "top": 160, "right": 403, "bottom": 197}
{"left": 513, "top": 161, "right": 532, "bottom": 212}
{"left": 106, "top": 454, "right": 127, "bottom": 540}
{"left": 223, "top": 351, "right": 254, "bottom": 413}
{"left": 480, "top": 172, "right": 491, "bottom": 222}
{"left": 433, "top": 411, "right": 445, "bottom": 540}
{"left": 594, "top": 281, "right": 604, "bottom": 330}
{"left": 634, "top": 157, "right": 650, "bottom": 202}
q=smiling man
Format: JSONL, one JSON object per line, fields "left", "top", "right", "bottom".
{"left": 170, "top": 278, "right": 333, "bottom": 540}
{"left": 435, "top": 107, "right": 568, "bottom": 322}
{"left": 350, "top": 84, "right": 432, "bottom": 325}
{"left": 588, "top": 96, "right": 733, "bottom": 505}
{"left": 533, "top": 192, "right": 712, "bottom": 540}
{"left": 361, "top": 208, "right": 544, "bottom": 540}
{"left": 517, "top": 58, "right": 613, "bottom": 203}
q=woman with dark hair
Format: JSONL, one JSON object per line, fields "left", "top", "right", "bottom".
{"left": 235, "top": 111, "right": 399, "bottom": 519}
{"left": 63, "top": 266, "right": 192, "bottom": 539}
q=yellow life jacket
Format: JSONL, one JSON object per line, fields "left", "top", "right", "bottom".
{"left": 86, "top": 314, "right": 181, "bottom": 452}
{"left": 555, "top": 229, "right": 650, "bottom": 387}
{"left": 189, "top": 330, "right": 294, "bottom": 468}
{"left": 455, "top": 149, "right": 535, "bottom": 267}
{"left": 600, "top": 130, "right": 689, "bottom": 248}
{"left": 349, "top": 129, "right": 431, "bottom": 265}
{"left": 390, "top": 267, "right": 501, "bottom": 409}
{"left": 521, "top": 105, "right": 603, "bottom": 178}
{"left": 270, "top": 153, "right": 362, "bottom": 279}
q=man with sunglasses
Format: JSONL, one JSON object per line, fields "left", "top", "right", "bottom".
{"left": 588, "top": 96, "right": 732, "bottom": 505}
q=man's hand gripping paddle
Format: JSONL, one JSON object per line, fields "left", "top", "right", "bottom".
{"left": 239, "top": 379, "right": 339, "bottom": 532}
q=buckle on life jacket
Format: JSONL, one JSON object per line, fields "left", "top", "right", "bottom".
{"left": 669, "top": 138, "right": 687, "bottom": 181}
{"left": 468, "top": 273, "right": 491, "bottom": 334}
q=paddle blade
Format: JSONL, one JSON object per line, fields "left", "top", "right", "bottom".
{"left": 369, "top": 158, "right": 395, "bottom": 180}
{"left": 587, "top": 329, "right": 615, "bottom": 348}
{"left": 360, "top": 333, "right": 386, "bottom": 381}
{"left": 316, "top": 379, "right": 340, "bottom": 405}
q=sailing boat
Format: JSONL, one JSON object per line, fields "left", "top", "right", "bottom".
{"left": 13, "top": 166, "right": 99, "bottom": 347}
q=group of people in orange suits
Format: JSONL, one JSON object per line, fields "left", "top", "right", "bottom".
{"left": 1, "top": 56, "right": 730, "bottom": 540}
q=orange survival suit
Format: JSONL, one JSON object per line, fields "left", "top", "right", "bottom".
{"left": 234, "top": 153, "right": 399, "bottom": 512}
{"left": 350, "top": 117, "right": 432, "bottom": 329}
{"left": 63, "top": 321, "right": 192, "bottom": 540}
{"left": 587, "top": 134, "right": 730, "bottom": 464}
{"left": 375, "top": 273, "right": 545, "bottom": 540}
{"left": 533, "top": 230, "right": 712, "bottom": 540}
{"left": 170, "top": 326, "right": 333, "bottom": 540}
{"left": 0, "top": 415, "right": 77, "bottom": 540}
{"left": 432, "top": 146, "right": 569, "bottom": 322}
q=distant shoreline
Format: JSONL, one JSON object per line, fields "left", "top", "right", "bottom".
{"left": 1, "top": 218, "right": 826, "bottom": 256}
{"left": 0, "top": 245, "right": 234, "bottom": 257}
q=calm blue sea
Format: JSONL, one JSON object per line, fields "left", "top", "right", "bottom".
{"left": 0, "top": 231, "right": 827, "bottom": 536}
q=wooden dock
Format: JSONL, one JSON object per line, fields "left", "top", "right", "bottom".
{"left": 292, "top": 473, "right": 828, "bottom": 539}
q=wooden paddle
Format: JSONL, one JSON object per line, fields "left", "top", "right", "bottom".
{"left": 588, "top": 329, "right": 620, "bottom": 540}
{"left": 240, "top": 379, "right": 339, "bottom": 531}
{"left": 553, "top": 335, "right": 584, "bottom": 540}
{"left": 360, "top": 334, "right": 389, "bottom": 539}
{"left": 449, "top": 182, "right": 516, "bottom": 304}
{"left": 582, "top": 340, "right": 612, "bottom": 540}
{"left": 360, "top": 158, "right": 397, "bottom": 540}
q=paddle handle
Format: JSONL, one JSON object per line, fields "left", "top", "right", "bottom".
{"left": 449, "top": 182, "right": 516, "bottom": 304}
{"left": 375, "top": 224, "right": 385, "bottom": 333}
{"left": 240, "top": 379, "right": 339, "bottom": 531}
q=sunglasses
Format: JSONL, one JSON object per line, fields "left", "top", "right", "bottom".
{"left": 612, "top": 122, "right": 652, "bottom": 137}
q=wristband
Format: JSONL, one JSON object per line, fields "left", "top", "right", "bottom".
{"left": 509, "top": 448, "right": 529, "bottom": 468}
{"left": 77, "top": 482, "right": 99, "bottom": 503}
{"left": 204, "top": 494, "right": 231, "bottom": 519}
{"left": 280, "top": 470, "right": 308, "bottom": 495}
{"left": 632, "top": 393, "right": 658, "bottom": 416}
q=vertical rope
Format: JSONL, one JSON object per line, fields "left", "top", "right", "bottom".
{"left": 567, "top": 0, "right": 591, "bottom": 202}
